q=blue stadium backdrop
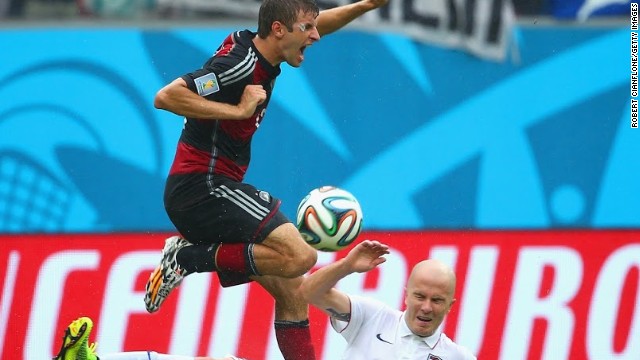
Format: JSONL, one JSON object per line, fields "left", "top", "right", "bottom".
{"left": 0, "top": 25, "right": 634, "bottom": 232}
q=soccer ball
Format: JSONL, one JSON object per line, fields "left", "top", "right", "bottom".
{"left": 296, "top": 186, "right": 364, "bottom": 252}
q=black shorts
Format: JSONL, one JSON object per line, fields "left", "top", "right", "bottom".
{"left": 165, "top": 175, "right": 290, "bottom": 245}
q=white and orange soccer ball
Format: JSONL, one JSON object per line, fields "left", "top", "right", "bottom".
{"left": 296, "top": 186, "right": 364, "bottom": 252}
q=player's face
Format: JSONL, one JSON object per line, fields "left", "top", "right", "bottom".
{"left": 281, "top": 11, "right": 320, "bottom": 67}
{"left": 403, "top": 272, "right": 455, "bottom": 337}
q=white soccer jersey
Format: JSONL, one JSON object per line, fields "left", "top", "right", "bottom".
{"left": 331, "top": 295, "right": 476, "bottom": 360}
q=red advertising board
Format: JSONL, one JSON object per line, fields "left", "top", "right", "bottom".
{"left": 0, "top": 230, "right": 638, "bottom": 360}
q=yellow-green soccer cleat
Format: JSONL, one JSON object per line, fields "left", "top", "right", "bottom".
{"left": 86, "top": 342, "right": 99, "bottom": 360}
{"left": 52, "top": 316, "right": 99, "bottom": 360}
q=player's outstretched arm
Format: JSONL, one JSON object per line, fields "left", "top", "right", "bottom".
{"left": 316, "top": 0, "right": 389, "bottom": 37}
{"left": 301, "top": 240, "right": 389, "bottom": 320}
{"left": 154, "top": 78, "right": 265, "bottom": 120}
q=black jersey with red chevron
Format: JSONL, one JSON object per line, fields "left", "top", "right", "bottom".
{"left": 169, "top": 30, "right": 281, "bottom": 182}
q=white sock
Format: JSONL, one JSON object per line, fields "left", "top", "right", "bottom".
{"left": 99, "top": 352, "right": 195, "bottom": 360}
{"left": 99, "top": 351, "right": 157, "bottom": 360}
{"left": 156, "top": 354, "right": 196, "bottom": 360}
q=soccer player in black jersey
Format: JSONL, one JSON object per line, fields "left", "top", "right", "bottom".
{"left": 144, "top": 0, "right": 388, "bottom": 359}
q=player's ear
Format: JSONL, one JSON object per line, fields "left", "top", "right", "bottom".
{"left": 272, "top": 21, "right": 286, "bottom": 38}
{"left": 447, "top": 298, "right": 457, "bottom": 313}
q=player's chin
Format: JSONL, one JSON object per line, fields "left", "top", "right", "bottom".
{"left": 411, "top": 319, "right": 435, "bottom": 336}
{"left": 285, "top": 52, "right": 305, "bottom": 67}
{"left": 286, "top": 60, "right": 303, "bottom": 68}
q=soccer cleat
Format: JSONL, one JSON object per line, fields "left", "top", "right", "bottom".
{"left": 52, "top": 316, "right": 98, "bottom": 360}
{"left": 87, "top": 342, "right": 99, "bottom": 359}
{"left": 144, "top": 235, "right": 192, "bottom": 313}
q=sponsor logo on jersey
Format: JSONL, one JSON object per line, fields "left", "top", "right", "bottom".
{"left": 195, "top": 73, "right": 220, "bottom": 96}
{"left": 376, "top": 333, "right": 393, "bottom": 344}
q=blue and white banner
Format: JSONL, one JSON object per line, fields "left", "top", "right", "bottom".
{"left": 548, "top": 0, "right": 635, "bottom": 20}
{"left": 152, "top": 0, "right": 516, "bottom": 61}
{"left": 331, "top": 0, "right": 516, "bottom": 61}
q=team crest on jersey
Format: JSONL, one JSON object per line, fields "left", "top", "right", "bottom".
{"left": 427, "top": 355, "right": 442, "bottom": 360}
{"left": 195, "top": 73, "right": 220, "bottom": 96}
{"left": 258, "top": 190, "right": 271, "bottom": 203}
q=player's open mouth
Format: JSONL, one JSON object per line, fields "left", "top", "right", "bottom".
{"left": 298, "top": 46, "right": 307, "bottom": 62}
{"left": 417, "top": 316, "right": 431, "bottom": 322}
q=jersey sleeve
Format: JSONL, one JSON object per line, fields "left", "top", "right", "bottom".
{"left": 180, "top": 53, "right": 249, "bottom": 104}
{"left": 331, "top": 295, "right": 385, "bottom": 343}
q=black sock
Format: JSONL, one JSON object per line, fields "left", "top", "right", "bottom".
{"left": 176, "top": 243, "right": 219, "bottom": 274}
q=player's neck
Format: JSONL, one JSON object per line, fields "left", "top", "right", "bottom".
{"left": 253, "top": 35, "right": 282, "bottom": 67}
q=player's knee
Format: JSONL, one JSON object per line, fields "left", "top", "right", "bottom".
{"left": 298, "top": 245, "right": 317, "bottom": 273}
{"left": 263, "top": 223, "right": 318, "bottom": 277}
{"left": 282, "top": 246, "right": 316, "bottom": 278}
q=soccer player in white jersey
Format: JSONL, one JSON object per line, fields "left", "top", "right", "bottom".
{"left": 300, "top": 240, "right": 477, "bottom": 360}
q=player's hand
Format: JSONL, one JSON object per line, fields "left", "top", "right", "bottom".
{"left": 345, "top": 240, "right": 389, "bottom": 273}
{"left": 363, "top": 0, "right": 389, "bottom": 10}
{"left": 238, "top": 84, "right": 267, "bottom": 118}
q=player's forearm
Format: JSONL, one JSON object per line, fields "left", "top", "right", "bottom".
{"left": 317, "top": 0, "right": 385, "bottom": 36}
{"left": 301, "top": 258, "right": 353, "bottom": 304}
{"left": 156, "top": 96, "right": 245, "bottom": 120}
{"left": 154, "top": 80, "right": 248, "bottom": 120}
